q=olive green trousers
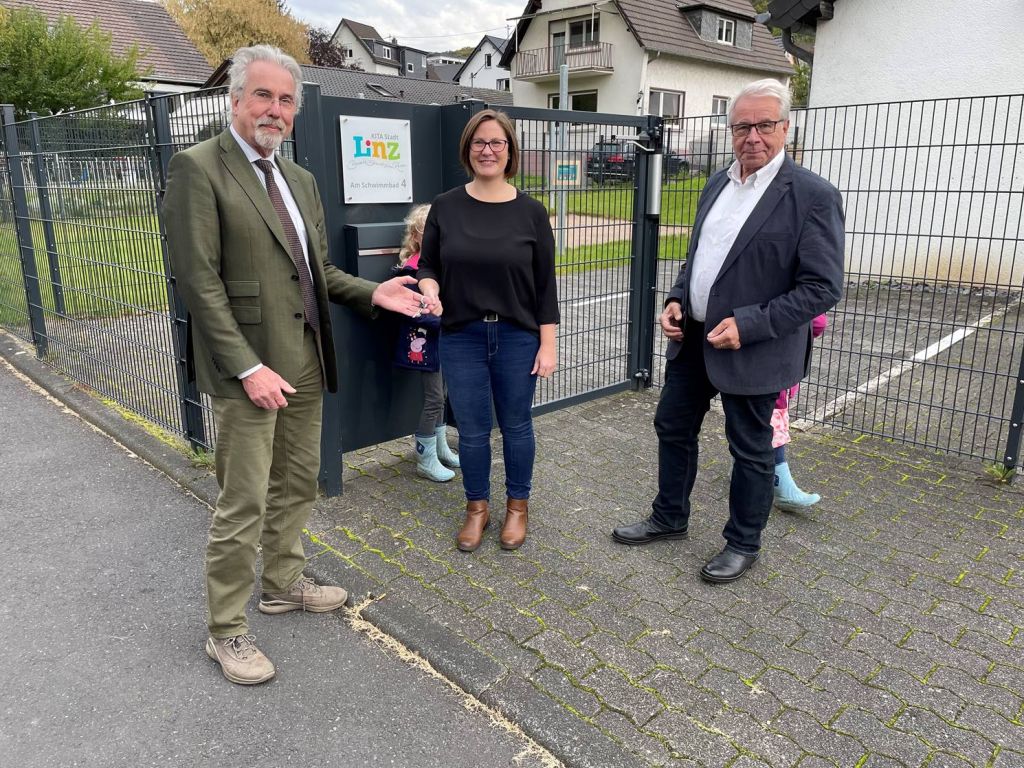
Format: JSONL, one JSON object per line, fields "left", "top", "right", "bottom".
{"left": 205, "top": 332, "right": 323, "bottom": 638}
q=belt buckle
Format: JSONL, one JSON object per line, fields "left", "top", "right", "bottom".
{"left": 483, "top": 312, "right": 498, "bottom": 322}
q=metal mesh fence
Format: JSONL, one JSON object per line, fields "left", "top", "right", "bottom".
{"left": 655, "top": 95, "right": 1024, "bottom": 465}
{"left": 0, "top": 127, "right": 31, "bottom": 337}
{"left": 3, "top": 91, "right": 1022, "bottom": 467}
{"left": 504, "top": 108, "right": 650, "bottom": 409}
{"left": 0, "top": 88, "right": 246, "bottom": 449}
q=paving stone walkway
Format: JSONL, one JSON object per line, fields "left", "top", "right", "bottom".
{"left": 312, "top": 390, "right": 1024, "bottom": 767}
{"left": 5, "top": 326, "right": 1021, "bottom": 767}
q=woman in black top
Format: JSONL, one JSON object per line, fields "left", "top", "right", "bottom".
{"left": 418, "top": 109, "right": 559, "bottom": 552}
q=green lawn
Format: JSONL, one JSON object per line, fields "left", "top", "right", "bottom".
{"left": 518, "top": 174, "right": 707, "bottom": 227}
{"left": 0, "top": 214, "right": 169, "bottom": 326}
{"left": 556, "top": 234, "right": 690, "bottom": 273}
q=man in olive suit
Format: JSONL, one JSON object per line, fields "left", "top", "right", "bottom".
{"left": 163, "top": 45, "right": 430, "bottom": 684}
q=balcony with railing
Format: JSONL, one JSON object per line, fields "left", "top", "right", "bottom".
{"left": 511, "top": 42, "right": 614, "bottom": 81}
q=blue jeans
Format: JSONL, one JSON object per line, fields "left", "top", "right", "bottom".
{"left": 440, "top": 320, "right": 539, "bottom": 501}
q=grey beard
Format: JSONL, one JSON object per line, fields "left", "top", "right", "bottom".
{"left": 254, "top": 128, "right": 284, "bottom": 152}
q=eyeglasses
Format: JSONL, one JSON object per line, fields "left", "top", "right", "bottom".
{"left": 729, "top": 119, "right": 785, "bottom": 138}
{"left": 249, "top": 89, "right": 297, "bottom": 111}
{"left": 470, "top": 139, "right": 508, "bottom": 153}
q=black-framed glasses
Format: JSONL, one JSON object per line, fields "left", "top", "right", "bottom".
{"left": 728, "top": 119, "right": 785, "bottom": 138}
{"left": 470, "top": 138, "right": 508, "bottom": 152}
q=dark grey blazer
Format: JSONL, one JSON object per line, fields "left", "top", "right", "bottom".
{"left": 666, "top": 155, "right": 845, "bottom": 395}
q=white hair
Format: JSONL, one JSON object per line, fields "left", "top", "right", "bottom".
{"left": 228, "top": 45, "right": 303, "bottom": 113}
{"left": 728, "top": 79, "right": 790, "bottom": 122}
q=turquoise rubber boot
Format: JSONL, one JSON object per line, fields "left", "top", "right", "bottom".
{"left": 415, "top": 435, "right": 455, "bottom": 482}
{"left": 434, "top": 425, "right": 460, "bottom": 468}
{"left": 774, "top": 462, "right": 820, "bottom": 512}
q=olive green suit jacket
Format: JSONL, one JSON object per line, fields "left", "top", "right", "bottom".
{"left": 163, "top": 130, "right": 376, "bottom": 398}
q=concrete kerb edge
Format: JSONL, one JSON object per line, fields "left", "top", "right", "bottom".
{"left": 305, "top": 532, "right": 638, "bottom": 767}
{"left": 0, "top": 331, "right": 637, "bottom": 768}
{"left": 357, "top": 589, "right": 637, "bottom": 768}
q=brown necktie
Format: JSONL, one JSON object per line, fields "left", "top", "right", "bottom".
{"left": 253, "top": 158, "right": 320, "bottom": 332}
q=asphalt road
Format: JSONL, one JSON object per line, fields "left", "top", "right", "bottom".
{"left": 0, "top": 361, "right": 553, "bottom": 768}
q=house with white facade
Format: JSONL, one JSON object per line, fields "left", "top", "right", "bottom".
{"left": 500, "top": 0, "right": 792, "bottom": 119}
{"left": 760, "top": 0, "right": 1023, "bottom": 106}
{"left": 454, "top": 36, "right": 511, "bottom": 91}
{"left": 760, "top": 0, "right": 1024, "bottom": 286}
{"left": 330, "top": 19, "right": 430, "bottom": 80}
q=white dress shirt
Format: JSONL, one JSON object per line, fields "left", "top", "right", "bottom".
{"left": 229, "top": 126, "right": 314, "bottom": 380}
{"left": 688, "top": 149, "right": 786, "bottom": 322}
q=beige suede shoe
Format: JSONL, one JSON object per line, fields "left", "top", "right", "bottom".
{"left": 205, "top": 635, "right": 275, "bottom": 685}
{"left": 258, "top": 576, "right": 348, "bottom": 614}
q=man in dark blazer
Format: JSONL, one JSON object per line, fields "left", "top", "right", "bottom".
{"left": 612, "top": 79, "right": 845, "bottom": 584}
{"left": 163, "top": 45, "right": 429, "bottom": 684}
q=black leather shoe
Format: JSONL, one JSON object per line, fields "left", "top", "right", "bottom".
{"left": 700, "top": 548, "right": 760, "bottom": 583}
{"left": 611, "top": 518, "right": 688, "bottom": 545}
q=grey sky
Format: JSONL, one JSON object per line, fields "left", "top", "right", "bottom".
{"left": 288, "top": 0, "right": 526, "bottom": 51}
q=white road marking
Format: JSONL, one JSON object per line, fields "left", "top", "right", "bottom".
{"left": 570, "top": 291, "right": 629, "bottom": 308}
{"left": 792, "top": 300, "right": 1021, "bottom": 430}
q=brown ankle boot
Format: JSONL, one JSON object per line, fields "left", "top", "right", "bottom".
{"left": 457, "top": 499, "right": 489, "bottom": 552}
{"left": 500, "top": 498, "right": 528, "bottom": 550}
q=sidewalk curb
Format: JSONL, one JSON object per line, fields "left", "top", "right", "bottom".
{"left": 0, "top": 333, "right": 636, "bottom": 768}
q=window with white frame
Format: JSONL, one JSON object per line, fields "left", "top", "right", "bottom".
{"left": 717, "top": 17, "right": 735, "bottom": 45}
{"left": 648, "top": 90, "right": 684, "bottom": 119}
{"left": 421, "top": 55, "right": 427, "bottom": 67}
{"left": 381, "top": 46, "right": 392, "bottom": 60}
{"left": 484, "top": 53, "right": 492, "bottom": 68}
{"left": 712, "top": 96, "right": 729, "bottom": 123}
{"left": 496, "top": 78, "right": 510, "bottom": 91}
{"left": 548, "top": 90, "right": 598, "bottom": 112}
{"left": 407, "top": 62, "right": 414, "bottom": 72}
{"left": 568, "top": 17, "right": 599, "bottom": 48}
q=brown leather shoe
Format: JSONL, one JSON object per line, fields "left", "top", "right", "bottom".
{"left": 457, "top": 499, "right": 489, "bottom": 552}
{"left": 500, "top": 497, "right": 528, "bottom": 550}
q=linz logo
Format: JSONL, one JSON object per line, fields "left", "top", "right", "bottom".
{"left": 352, "top": 135, "right": 401, "bottom": 160}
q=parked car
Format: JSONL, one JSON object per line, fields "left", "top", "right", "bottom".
{"left": 586, "top": 139, "right": 689, "bottom": 183}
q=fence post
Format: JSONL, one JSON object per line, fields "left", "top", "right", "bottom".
{"left": 627, "top": 115, "right": 663, "bottom": 389}
{"left": 293, "top": 82, "right": 343, "bottom": 496}
{"left": 27, "top": 113, "right": 65, "bottom": 315}
{"left": 1001, "top": 355, "right": 1024, "bottom": 478}
{"left": 147, "top": 92, "right": 207, "bottom": 451}
{"left": 1, "top": 105, "right": 48, "bottom": 357}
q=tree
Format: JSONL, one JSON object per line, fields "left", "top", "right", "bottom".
{"left": 164, "top": 0, "right": 309, "bottom": 65}
{"left": 0, "top": 6, "right": 150, "bottom": 118}
{"left": 307, "top": 27, "right": 346, "bottom": 68}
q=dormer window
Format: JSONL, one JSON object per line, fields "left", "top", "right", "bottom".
{"left": 717, "top": 17, "right": 735, "bottom": 45}
{"left": 381, "top": 46, "right": 393, "bottom": 60}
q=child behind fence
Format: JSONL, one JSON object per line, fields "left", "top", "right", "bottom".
{"left": 773, "top": 313, "right": 828, "bottom": 511}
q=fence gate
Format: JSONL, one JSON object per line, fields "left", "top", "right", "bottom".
{"left": 0, "top": 93, "right": 666, "bottom": 495}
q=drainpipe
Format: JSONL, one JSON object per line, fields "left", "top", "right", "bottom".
{"left": 755, "top": 10, "right": 818, "bottom": 66}
{"left": 782, "top": 27, "right": 813, "bottom": 65}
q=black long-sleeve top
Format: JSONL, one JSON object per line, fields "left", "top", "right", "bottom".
{"left": 417, "top": 186, "right": 560, "bottom": 333}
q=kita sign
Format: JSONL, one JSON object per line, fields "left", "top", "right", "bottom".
{"left": 340, "top": 116, "right": 413, "bottom": 204}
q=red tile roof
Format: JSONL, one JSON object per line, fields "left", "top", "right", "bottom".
{"left": 1, "top": 0, "right": 211, "bottom": 86}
